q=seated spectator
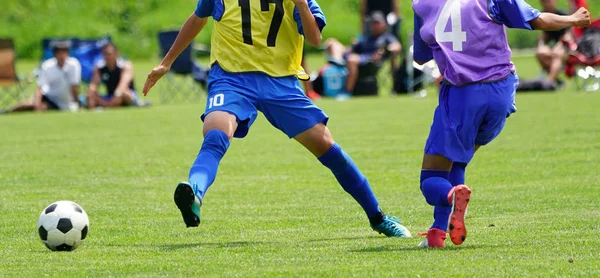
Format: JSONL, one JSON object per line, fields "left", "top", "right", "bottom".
{"left": 344, "top": 11, "right": 401, "bottom": 95}
{"left": 9, "top": 41, "right": 81, "bottom": 113}
{"left": 360, "top": 0, "right": 401, "bottom": 41}
{"left": 535, "top": 0, "right": 577, "bottom": 87}
{"left": 87, "top": 43, "right": 137, "bottom": 108}
{"left": 310, "top": 39, "right": 349, "bottom": 99}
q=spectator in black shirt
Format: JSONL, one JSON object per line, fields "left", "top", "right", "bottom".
{"left": 330, "top": 11, "right": 401, "bottom": 94}
{"left": 87, "top": 43, "right": 136, "bottom": 108}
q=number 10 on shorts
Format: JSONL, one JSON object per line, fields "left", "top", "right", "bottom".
{"left": 208, "top": 94, "right": 225, "bottom": 109}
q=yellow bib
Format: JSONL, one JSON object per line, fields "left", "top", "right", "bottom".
{"left": 210, "top": 0, "right": 307, "bottom": 79}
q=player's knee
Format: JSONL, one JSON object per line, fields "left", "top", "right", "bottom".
{"left": 201, "top": 129, "right": 231, "bottom": 157}
{"left": 551, "top": 49, "right": 566, "bottom": 59}
{"left": 536, "top": 48, "right": 550, "bottom": 60}
{"left": 314, "top": 125, "right": 334, "bottom": 151}
{"left": 295, "top": 123, "right": 334, "bottom": 157}
{"left": 203, "top": 111, "right": 238, "bottom": 140}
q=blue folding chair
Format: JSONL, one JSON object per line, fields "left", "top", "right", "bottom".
{"left": 157, "top": 30, "right": 208, "bottom": 104}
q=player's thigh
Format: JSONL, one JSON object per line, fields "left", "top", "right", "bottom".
{"left": 259, "top": 78, "right": 329, "bottom": 141}
{"left": 551, "top": 43, "right": 568, "bottom": 60}
{"left": 536, "top": 45, "right": 552, "bottom": 58}
{"left": 475, "top": 74, "right": 518, "bottom": 146}
{"left": 202, "top": 111, "right": 238, "bottom": 139}
{"left": 422, "top": 154, "right": 453, "bottom": 172}
{"left": 424, "top": 83, "right": 487, "bottom": 164}
{"left": 202, "top": 90, "right": 258, "bottom": 139}
{"left": 294, "top": 123, "right": 334, "bottom": 157}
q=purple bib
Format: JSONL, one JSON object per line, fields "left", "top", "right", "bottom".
{"left": 413, "top": 0, "right": 515, "bottom": 85}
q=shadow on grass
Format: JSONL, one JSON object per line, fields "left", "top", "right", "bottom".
{"left": 303, "top": 236, "right": 380, "bottom": 243}
{"left": 159, "top": 240, "right": 270, "bottom": 251}
{"left": 351, "top": 244, "right": 494, "bottom": 253}
{"left": 105, "top": 240, "right": 272, "bottom": 250}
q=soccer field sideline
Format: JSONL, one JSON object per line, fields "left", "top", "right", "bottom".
{"left": 0, "top": 91, "right": 598, "bottom": 276}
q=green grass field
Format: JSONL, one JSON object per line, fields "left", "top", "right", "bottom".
{"left": 1, "top": 56, "right": 600, "bottom": 276}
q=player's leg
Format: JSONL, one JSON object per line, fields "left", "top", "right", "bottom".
{"left": 9, "top": 99, "right": 36, "bottom": 112}
{"left": 547, "top": 43, "right": 567, "bottom": 83}
{"left": 345, "top": 54, "right": 360, "bottom": 93}
{"left": 175, "top": 111, "right": 238, "bottom": 227}
{"left": 86, "top": 90, "right": 100, "bottom": 109}
{"left": 424, "top": 150, "right": 473, "bottom": 248}
{"left": 175, "top": 65, "right": 259, "bottom": 228}
{"left": 105, "top": 90, "right": 136, "bottom": 107}
{"left": 294, "top": 123, "right": 410, "bottom": 237}
{"left": 418, "top": 84, "right": 485, "bottom": 248}
{"left": 536, "top": 44, "right": 553, "bottom": 73}
{"left": 259, "top": 77, "right": 410, "bottom": 237}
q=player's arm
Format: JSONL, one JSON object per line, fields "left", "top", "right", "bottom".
{"left": 159, "top": 15, "right": 208, "bottom": 69}
{"left": 69, "top": 60, "right": 81, "bottom": 107}
{"left": 392, "top": 0, "right": 400, "bottom": 18}
{"left": 292, "top": 0, "right": 322, "bottom": 47}
{"left": 143, "top": 0, "right": 212, "bottom": 96}
{"left": 87, "top": 67, "right": 101, "bottom": 95}
{"left": 490, "top": 0, "right": 590, "bottom": 31}
{"left": 413, "top": 14, "right": 433, "bottom": 65}
{"left": 115, "top": 61, "right": 134, "bottom": 96}
{"left": 530, "top": 8, "right": 590, "bottom": 31}
{"left": 70, "top": 85, "right": 79, "bottom": 107}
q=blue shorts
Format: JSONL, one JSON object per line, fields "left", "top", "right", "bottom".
{"left": 425, "top": 73, "right": 518, "bottom": 164}
{"left": 202, "top": 64, "right": 329, "bottom": 138}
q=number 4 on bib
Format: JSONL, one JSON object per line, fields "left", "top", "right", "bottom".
{"left": 435, "top": 0, "right": 467, "bottom": 51}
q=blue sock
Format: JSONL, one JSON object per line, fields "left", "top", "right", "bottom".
{"left": 431, "top": 163, "right": 468, "bottom": 231}
{"left": 449, "top": 162, "right": 467, "bottom": 186}
{"left": 318, "top": 143, "right": 382, "bottom": 220}
{"left": 420, "top": 170, "right": 452, "bottom": 206}
{"left": 188, "top": 130, "right": 230, "bottom": 199}
{"left": 421, "top": 170, "right": 452, "bottom": 231}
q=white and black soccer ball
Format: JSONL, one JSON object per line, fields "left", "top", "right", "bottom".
{"left": 37, "top": 201, "right": 89, "bottom": 251}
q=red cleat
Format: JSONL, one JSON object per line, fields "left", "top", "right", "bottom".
{"left": 447, "top": 184, "right": 471, "bottom": 245}
{"left": 418, "top": 228, "right": 447, "bottom": 248}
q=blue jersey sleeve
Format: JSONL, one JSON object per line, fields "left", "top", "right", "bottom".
{"left": 413, "top": 14, "right": 433, "bottom": 64}
{"left": 489, "top": 0, "right": 541, "bottom": 30}
{"left": 294, "top": 0, "right": 327, "bottom": 35}
{"left": 194, "top": 0, "right": 214, "bottom": 18}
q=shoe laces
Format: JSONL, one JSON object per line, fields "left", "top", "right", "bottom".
{"left": 379, "top": 216, "right": 405, "bottom": 233}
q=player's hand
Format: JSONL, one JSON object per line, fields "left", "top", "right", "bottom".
{"left": 372, "top": 49, "right": 385, "bottom": 63}
{"left": 142, "top": 65, "right": 170, "bottom": 96}
{"left": 571, "top": 7, "right": 591, "bottom": 28}
{"left": 388, "top": 43, "right": 402, "bottom": 54}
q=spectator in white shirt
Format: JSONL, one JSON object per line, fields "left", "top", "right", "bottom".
{"left": 9, "top": 41, "right": 81, "bottom": 112}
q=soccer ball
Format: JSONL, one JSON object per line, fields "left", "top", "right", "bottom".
{"left": 37, "top": 201, "right": 89, "bottom": 251}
